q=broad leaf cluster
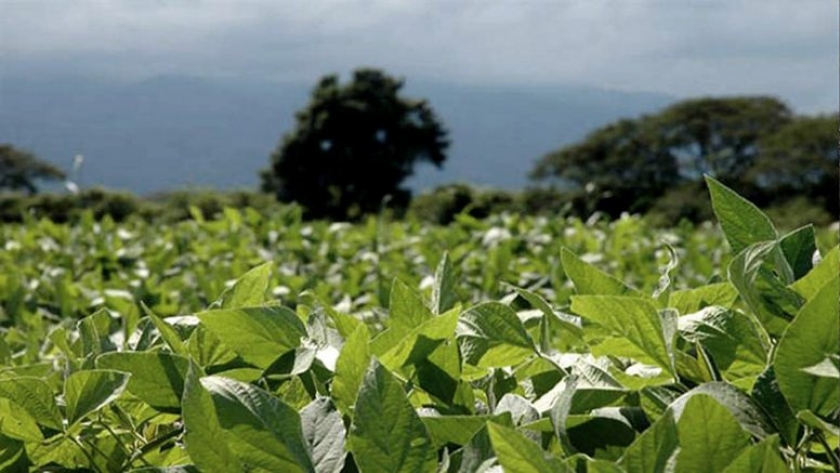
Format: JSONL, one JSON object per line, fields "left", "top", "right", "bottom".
{"left": 0, "top": 179, "right": 836, "bottom": 471}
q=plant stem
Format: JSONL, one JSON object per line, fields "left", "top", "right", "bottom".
{"left": 813, "top": 431, "right": 840, "bottom": 473}
{"left": 68, "top": 434, "right": 102, "bottom": 473}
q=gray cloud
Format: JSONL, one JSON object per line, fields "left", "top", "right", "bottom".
{"left": 2, "top": 0, "right": 836, "bottom": 112}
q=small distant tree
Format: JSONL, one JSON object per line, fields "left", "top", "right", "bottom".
{"left": 0, "top": 144, "right": 65, "bottom": 194}
{"left": 261, "top": 69, "right": 449, "bottom": 220}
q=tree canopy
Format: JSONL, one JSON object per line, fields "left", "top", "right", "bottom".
{"left": 530, "top": 118, "right": 679, "bottom": 213}
{"left": 0, "top": 144, "right": 65, "bottom": 194}
{"left": 648, "top": 97, "right": 792, "bottom": 183}
{"left": 261, "top": 69, "right": 449, "bottom": 220}
{"left": 530, "top": 96, "right": 830, "bottom": 217}
{"left": 747, "top": 113, "right": 838, "bottom": 214}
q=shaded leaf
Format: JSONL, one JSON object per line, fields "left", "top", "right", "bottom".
{"left": 349, "top": 359, "right": 436, "bottom": 473}
{"left": 774, "top": 276, "right": 840, "bottom": 417}
{"left": 619, "top": 410, "right": 678, "bottom": 473}
{"left": 674, "top": 394, "right": 749, "bottom": 473}
{"left": 300, "top": 398, "right": 346, "bottom": 473}
{"left": 332, "top": 324, "right": 371, "bottom": 417}
{"left": 431, "top": 252, "right": 457, "bottom": 315}
{"left": 65, "top": 369, "right": 130, "bottom": 425}
{"left": 0, "top": 377, "right": 63, "bottom": 431}
{"left": 486, "top": 422, "right": 567, "bottom": 473}
{"left": 202, "top": 376, "right": 314, "bottom": 472}
{"left": 96, "top": 352, "right": 192, "bottom": 412}
{"left": 721, "top": 434, "right": 787, "bottom": 473}
{"left": 181, "top": 363, "right": 241, "bottom": 473}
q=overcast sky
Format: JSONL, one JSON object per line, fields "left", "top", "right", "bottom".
{"left": 2, "top": 0, "right": 837, "bottom": 113}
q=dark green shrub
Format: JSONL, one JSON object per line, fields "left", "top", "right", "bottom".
{"left": 408, "top": 184, "right": 518, "bottom": 224}
{"left": 518, "top": 187, "right": 572, "bottom": 216}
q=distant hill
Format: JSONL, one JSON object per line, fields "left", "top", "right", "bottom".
{"left": 0, "top": 74, "right": 672, "bottom": 195}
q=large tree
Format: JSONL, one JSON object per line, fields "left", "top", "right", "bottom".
{"left": 530, "top": 96, "right": 796, "bottom": 216}
{"left": 530, "top": 118, "right": 680, "bottom": 214}
{"left": 0, "top": 144, "right": 65, "bottom": 194}
{"left": 262, "top": 69, "right": 449, "bottom": 220}
{"left": 747, "top": 113, "right": 838, "bottom": 213}
{"left": 647, "top": 96, "right": 792, "bottom": 183}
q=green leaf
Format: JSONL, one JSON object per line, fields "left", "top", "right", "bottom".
{"left": 496, "top": 394, "right": 539, "bottom": 427}
{"left": 486, "top": 422, "right": 567, "bottom": 473}
{"left": 750, "top": 367, "right": 798, "bottom": 447}
{"left": 728, "top": 241, "right": 803, "bottom": 336}
{"left": 457, "top": 302, "right": 536, "bottom": 368}
{"left": 546, "top": 375, "right": 578, "bottom": 454}
{"left": 186, "top": 325, "right": 238, "bottom": 369}
{"left": 413, "top": 342, "right": 466, "bottom": 406}
{"left": 145, "top": 306, "right": 188, "bottom": 356}
{"left": 196, "top": 306, "right": 307, "bottom": 369}
{"left": 421, "top": 414, "right": 511, "bottom": 448}
{"left": 774, "top": 276, "right": 840, "bottom": 417}
{"left": 678, "top": 306, "right": 769, "bottom": 388}
{"left": 379, "top": 308, "right": 459, "bottom": 371}
{"left": 0, "top": 435, "right": 27, "bottom": 472}
{"left": 0, "top": 398, "right": 43, "bottom": 442}
{"left": 652, "top": 243, "right": 680, "bottom": 305}
{"left": 796, "top": 410, "right": 839, "bottom": 441}
{"left": 706, "top": 175, "right": 776, "bottom": 254}
{"left": 561, "top": 248, "right": 637, "bottom": 296}
{"left": 215, "top": 262, "right": 273, "bottom": 309}
{"left": 431, "top": 252, "right": 457, "bottom": 315}
{"left": 512, "top": 286, "right": 585, "bottom": 352}
{"left": 721, "top": 434, "right": 787, "bottom": 473}
{"left": 779, "top": 225, "right": 816, "bottom": 281}
{"left": 791, "top": 245, "right": 839, "bottom": 301}
{"left": 299, "top": 292, "right": 363, "bottom": 340}
{"left": 0, "top": 377, "right": 63, "bottom": 431}
{"left": 202, "top": 376, "right": 314, "bottom": 472}
{"left": 619, "top": 410, "right": 678, "bottom": 473}
{"left": 460, "top": 301, "right": 533, "bottom": 347}
{"left": 639, "top": 387, "right": 681, "bottom": 424}
{"left": 671, "top": 382, "right": 774, "bottom": 440}
{"left": 801, "top": 355, "right": 840, "bottom": 379}
{"left": 181, "top": 363, "right": 241, "bottom": 473}
{"left": 78, "top": 308, "right": 117, "bottom": 360}
{"left": 674, "top": 394, "right": 750, "bottom": 473}
{"left": 668, "top": 282, "right": 738, "bottom": 314}
{"left": 64, "top": 369, "right": 130, "bottom": 425}
{"left": 390, "top": 278, "right": 434, "bottom": 331}
{"left": 571, "top": 296, "right": 675, "bottom": 378}
{"left": 300, "top": 398, "right": 346, "bottom": 473}
{"left": 96, "top": 352, "right": 192, "bottom": 412}
{"left": 568, "top": 456, "right": 624, "bottom": 473}
{"left": 456, "top": 425, "right": 497, "bottom": 473}
{"left": 349, "top": 359, "right": 436, "bottom": 473}
{"left": 332, "top": 324, "right": 371, "bottom": 417}
{"left": 130, "top": 467, "right": 199, "bottom": 473}
{"left": 188, "top": 205, "right": 205, "bottom": 223}
{"left": 564, "top": 412, "right": 637, "bottom": 457}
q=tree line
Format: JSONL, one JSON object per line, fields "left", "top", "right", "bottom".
{"left": 2, "top": 68, "right": 836, "bottom": 224}
{"left": 529, "top": 96, "right": 837, "bottom": 220}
